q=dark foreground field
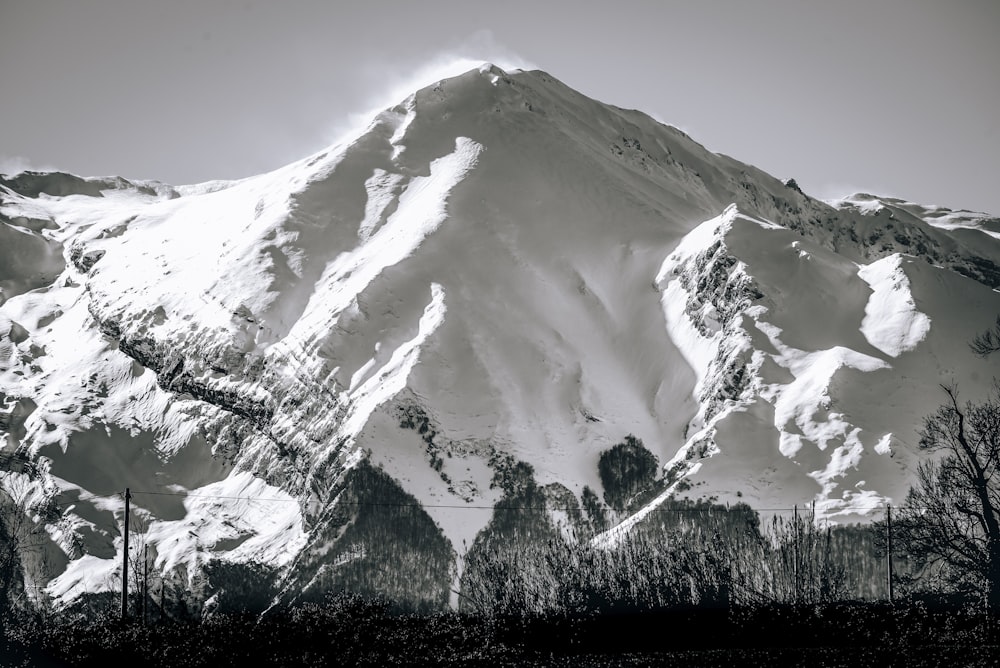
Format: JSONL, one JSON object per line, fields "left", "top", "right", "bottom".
{"left": 3, "top": 596, "right": 998, "bottom": 667}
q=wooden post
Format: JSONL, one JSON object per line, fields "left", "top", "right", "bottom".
{"left": 121, "top": 487, "right": 130, "bottom": 622}
{"left": 886, "top": 504, "right": 894, "bottom": 603}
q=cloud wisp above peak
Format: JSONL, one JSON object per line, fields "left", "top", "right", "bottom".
{"left": 319, "top": 30, "right": 538, "bottom": 149}
{"left": 0, "top": 155, "right": 62, "bottom": 178}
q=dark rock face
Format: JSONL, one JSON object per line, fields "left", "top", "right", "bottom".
{"left": 784, "top": 178, "right": 803, "bottom": 195}
{"left": 90, "top": 306, "right": 274, "bottom": 429}
{"left": 69, "top": 245, "right": 105, "bottom": 273}
{"left": 0, "top": 171, "right": 168, "bottom": 199}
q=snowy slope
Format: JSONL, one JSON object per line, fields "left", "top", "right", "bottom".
{"left": 2, "top": 63, "right": 999, "bottom": 606}
{"left": 648, "top": 205, "right": 1000, "bottom": 524}
{"left": 829, "top": 192, "right": 1000, "bottom": 240}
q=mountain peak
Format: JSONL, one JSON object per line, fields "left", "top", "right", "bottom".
{"left": 3, "top": 65, "right": 1000, "bottom": 609}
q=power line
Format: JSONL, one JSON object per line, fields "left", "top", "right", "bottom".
{"left": 129, "top": 490, "right": 298, "bottom": 503}
{"left": 115, "top": 491, "right": 937, "bottom": 514}
{"left": 8, "top": 482, "right": 939, "bottom": 514}
{"left": 3, "top": 472, "right": 937, "bottom": 515}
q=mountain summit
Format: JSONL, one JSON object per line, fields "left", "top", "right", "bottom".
{"left": 2, "top": 64, "right": 999, "bottom": 607}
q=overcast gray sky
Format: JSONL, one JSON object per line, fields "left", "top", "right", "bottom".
{"left": 2, "top": 0, "right": 997, "bottom": 213}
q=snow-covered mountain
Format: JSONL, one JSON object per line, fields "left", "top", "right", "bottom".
{"left": 2, "top": 64, "right": 999, "bottom": 607}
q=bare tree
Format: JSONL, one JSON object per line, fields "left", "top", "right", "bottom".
{"left": 0, "top": 474, "right": 46, "bottom": 618}
{"left": 891, "top": 384, "right": 1000, "bottom": 609}
{"left": 127, "top": 512, "right": 152, "bottom": 622}
{"left": 971, "top": 315, "right": 1000, "bottom": 358}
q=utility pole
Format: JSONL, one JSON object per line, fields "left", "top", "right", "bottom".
{"left": 793, "top": 505, "right": 799, "bottom": 604}
{"left": 121, "top": 487, "right": 130, "bottom": 622}
{"left": 886, "top": 504, "right": 894, "bottom": 603}
{"left": 809, "top": 502, "right": 816, "bottom": 603}
{"left": 143, "top": 544, "right": 149, "bottom": 625}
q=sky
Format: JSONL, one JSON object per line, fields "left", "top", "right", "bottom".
{"left": 1, "top": 0, "right": 998, "bottom": 214}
